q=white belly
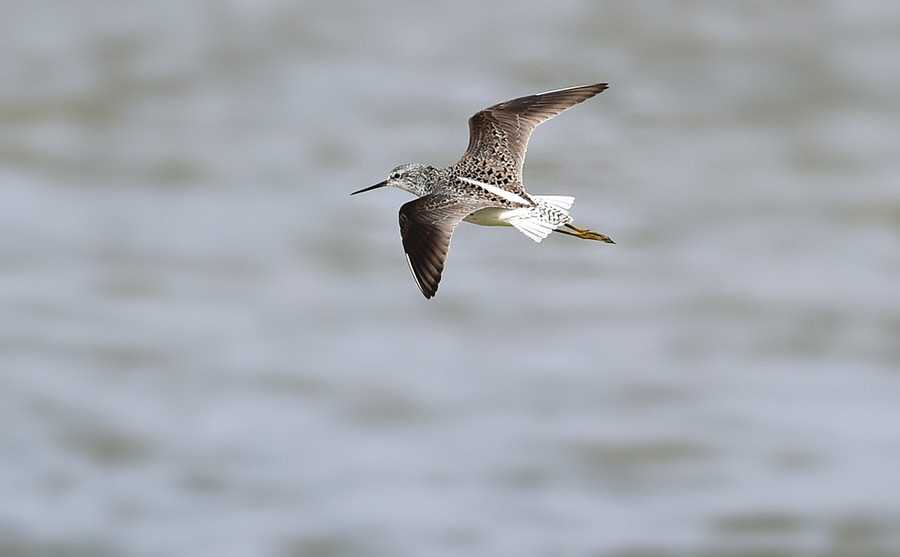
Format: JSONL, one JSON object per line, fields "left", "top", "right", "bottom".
{"left": 462, "top": 207, "right": 519, "bottom": 227}
{"left": 462, "top": 194, "right": 576, "bottom": 243}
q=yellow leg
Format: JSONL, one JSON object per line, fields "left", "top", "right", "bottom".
{"left": 554, "top": 223, "right": 615, "bottom": 243}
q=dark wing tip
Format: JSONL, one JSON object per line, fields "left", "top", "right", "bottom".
{"left": 399, "top": 207, "right": 451, "bottom": 299}
{"left": 403, "top": 243, "right": 443, "bottom": 299}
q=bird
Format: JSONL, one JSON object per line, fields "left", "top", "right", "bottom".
{"left": 352, "top": 82, "right": 614, "bottom": 299}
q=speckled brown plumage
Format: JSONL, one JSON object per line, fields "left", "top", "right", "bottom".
{"left": 353, "top": 83, "right": 613, "bottom": 299}
{"left": 452, "top": 83, "right": 609, "bottom": 193}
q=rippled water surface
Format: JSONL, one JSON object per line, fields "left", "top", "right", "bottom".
{"left": 2, "top": 1, "right": 899, "bottom": 556}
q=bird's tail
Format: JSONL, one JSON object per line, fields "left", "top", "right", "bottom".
{"left": 533, "top": 196, "right": 614, "bottom": 243}
{"left": 507, "top": 195, "right": 575, "bottom": 242}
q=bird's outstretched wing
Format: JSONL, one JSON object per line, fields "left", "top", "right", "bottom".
{"left": 455, "top": 83, "right": 608, "bottom": 189}
{"left": 399, "top": 193, "right": 495, "bottom": 299}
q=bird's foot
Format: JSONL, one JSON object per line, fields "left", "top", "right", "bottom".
{"left": 558, "top": 223, "right": 615, "bottom": 243}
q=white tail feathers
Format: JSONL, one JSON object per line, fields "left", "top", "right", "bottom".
{"left": 509, "top": 217, "right": 555, "bottom": 242}
{"left": 507, "top": 195, "right": 576, "bottom": 243}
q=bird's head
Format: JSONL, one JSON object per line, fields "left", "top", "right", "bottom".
{"left": 352, "top": 163, "right": 435, "bottom": 197}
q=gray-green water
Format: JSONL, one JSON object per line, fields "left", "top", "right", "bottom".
{"left": 2, "top": 1, "right": 899, "bottom": 556}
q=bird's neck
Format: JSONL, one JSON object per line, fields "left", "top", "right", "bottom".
{"left": 409, "top": 165, "right": 442, "bottom": 197}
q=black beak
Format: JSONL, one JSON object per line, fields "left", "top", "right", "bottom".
{"left": 351, "top": 180, "right": 388, "bottom": 195}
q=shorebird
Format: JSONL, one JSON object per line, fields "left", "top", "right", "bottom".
{"left": 352, "top": 83, "right": 614, "bottom": 299}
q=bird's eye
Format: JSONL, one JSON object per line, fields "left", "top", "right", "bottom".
{"left": 391, "top": 173, "right": 401, "bottom": 180}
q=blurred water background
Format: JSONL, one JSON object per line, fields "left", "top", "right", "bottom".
{"left": 2, "top": 1, "right": 900, "bottom": 556}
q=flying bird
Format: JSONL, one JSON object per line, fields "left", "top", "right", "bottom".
{"left": 352, "top": 83, "right": 614, "bottom": 299}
